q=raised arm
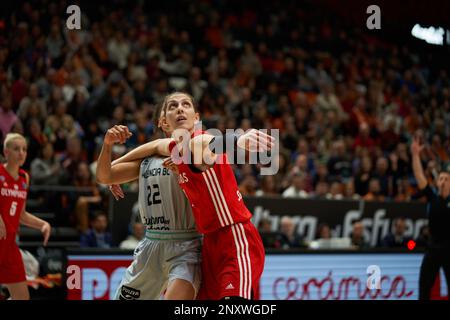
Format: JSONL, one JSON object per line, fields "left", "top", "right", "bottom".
{"left": 410, "top": 135, "right": 427, "bottom": 190}
{"left": 96, "top": 125, "right": 140, "bottom": 185}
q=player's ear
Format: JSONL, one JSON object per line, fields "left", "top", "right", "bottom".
{"left": 194, "top": 112, "right": 200, "bottom": 122}
{"left": 160, "top": 116, "right": 171, "bottom": 132}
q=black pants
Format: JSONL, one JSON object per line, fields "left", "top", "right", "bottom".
{"left": 419, "top": 248, "right": 450, "bottom": 300}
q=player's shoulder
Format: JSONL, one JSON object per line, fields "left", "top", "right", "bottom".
{"left": 18, "top": 169, "right": 29, "bottom": 185}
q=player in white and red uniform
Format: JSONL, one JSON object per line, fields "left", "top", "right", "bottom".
{"left": 115, "top": 92, "right": 274, "bottom": 299}
{"left": 0, "top": 133, "right": 51, "bottom": 300}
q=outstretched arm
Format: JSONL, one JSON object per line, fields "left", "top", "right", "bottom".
{"left": 185, "top": 129, "right": 275, "bottom": 171}
{"left": 111, "top": 138, "right": 174, "bottom": 166}
{"left": 410, "top": 135, "right": 427, "bottom": 190}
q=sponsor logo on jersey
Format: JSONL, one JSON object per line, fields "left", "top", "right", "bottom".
{"left": 225, "top": 283, "right": 235, "bottom": 290}
{"left": 119, "top": 285, "right": 141, "bottom": 300}
{"left": 143, "top": 216, "right": 171, "bottom": 230}
{"left": 142, "top": 167, "right": 170, "bottom": 178}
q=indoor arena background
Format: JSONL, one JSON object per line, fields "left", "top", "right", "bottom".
{"left": 0, "top": 0, "right": 449, "bottom": 300}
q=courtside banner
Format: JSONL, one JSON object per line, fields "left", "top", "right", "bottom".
{"left": 66, "top": 254, "right": 132, "bottom": 300}
{"left": 66, "top": 251, "right": 446, "bottom": 300}
{"left": 111, "top": 193, "right": 427, "bottom": 247}
{"left": 261, "top": 253, "right": 448, "bottom": 300}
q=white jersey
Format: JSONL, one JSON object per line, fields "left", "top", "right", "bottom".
{"left": 138, "top": 156, "right": 199, "bottom": 240}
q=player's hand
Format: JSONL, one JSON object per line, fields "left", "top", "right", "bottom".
{"left": 41, "top": 222, "right": 51, "bottom": 246}
{"left": 237, "top": 129, "right": 275, "bottom": 152}
{"left": 109, "top": 184, "right": 125, "bottom": 200}
{"left": 0, "top": 216, "right": 6, "bottom": 240}
{"left": 410, "top": 135, "right": 424, "bottom": 156}
{"left": 162, "top": 157, "right": 179, "bottom": 174}
{"left": 104, "top": 125, "right": 132, "bottom": 146}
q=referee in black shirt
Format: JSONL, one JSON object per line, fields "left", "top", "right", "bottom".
{"left": 411, "top": 136, "right": 450, "bottom": 300}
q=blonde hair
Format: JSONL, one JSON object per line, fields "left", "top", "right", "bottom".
{"left": 3, "top": 133, "right": 27, "bottom": 150}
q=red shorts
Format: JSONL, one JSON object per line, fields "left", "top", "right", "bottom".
{"left": 197, "top": 220, "right": 265, "bottom": 300}
{"left": 0, "top": 235, "right": 26, "bottom": 284}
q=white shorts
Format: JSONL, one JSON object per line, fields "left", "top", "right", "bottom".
{"left": 114, "top": 237, "right": 202, "bottom": 300}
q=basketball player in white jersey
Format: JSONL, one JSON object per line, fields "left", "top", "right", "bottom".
{"left": 96, "top": 106, "right": 201, "bottom": 300}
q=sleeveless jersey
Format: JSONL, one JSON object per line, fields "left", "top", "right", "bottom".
{"left": 0, "top": 164, "right": 28, "bottom": 235}
{"left": 138, "top": 156, "right": 199, "bottom": 240}
{"left": 170, "top": 138, "right": 252, "bottom": 234}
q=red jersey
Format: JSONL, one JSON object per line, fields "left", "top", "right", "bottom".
{"left": 171, "top": 137, "right": 252, "bottom": 234}
{"left": 0, "top": 164, "right": 28, "bottom": 235}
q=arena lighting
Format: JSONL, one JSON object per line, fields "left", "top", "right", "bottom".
{"left": 411, "top": 24, "right": 447, "bottom": 45}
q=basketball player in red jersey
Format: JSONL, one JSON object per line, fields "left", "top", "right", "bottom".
{"left": 111, "top": 92, "right": 274, "bottom": 299}
{"left": 0, "top": 133, "right": 51, "bottom": 300}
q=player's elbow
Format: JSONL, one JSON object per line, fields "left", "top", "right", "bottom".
{"left": 96, "top": 172, "right": 112, "bottom": 185}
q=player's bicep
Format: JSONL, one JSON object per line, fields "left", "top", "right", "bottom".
{"left": 108, "top": 160, "right": 141, "bottom": 184}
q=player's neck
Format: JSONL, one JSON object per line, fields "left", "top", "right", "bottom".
{"left": 4, "top": 162, "right": 20, "bottom": 179}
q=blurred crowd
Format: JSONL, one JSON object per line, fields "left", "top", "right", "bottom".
{"left": 0, "top": 1, "right": 449, "bottom": 241}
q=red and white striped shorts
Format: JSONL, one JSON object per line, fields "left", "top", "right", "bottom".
{"left": 197, "top": 220, "right": 265, "bottom": 300}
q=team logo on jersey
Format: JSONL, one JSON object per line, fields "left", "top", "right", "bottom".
{"left": 22, "top": 182, "right": 27, "bottom": 189}
{"left": 119, "top": 285, "right": 141, "bottom": 300}
{"left": 0, "top": 176, "right": 5, "bottom": 182}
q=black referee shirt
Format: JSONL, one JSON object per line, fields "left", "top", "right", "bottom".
{"left": 421, "top": 184, "right": 450, "bottom": 248}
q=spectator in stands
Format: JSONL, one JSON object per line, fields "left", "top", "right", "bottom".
{"left": 382, "top": 217, "right": 412, "bottom": 248}
{"left": 350, "top": 221, "right": 370, "bottom": 249}
{"left": 119, "top": 222, "right": 145, "bottom": 250}
{"left": 326, "top": 181, "right": 344, "bottom": 200}
{"left": 0, "top": 95, "right": 18, "bottom": 142}
{"left": 73, "top": 162, "right": 102, "bottom": 232}
{"left": 30, "top": 142, "right": 61, "bottom": 185}
{"left": 60, "top": 136, "right": 87, "bottom": 184}
{"left": 282, "top": 173, "right": 309, "bottom": 198}
{"left": 255, "top": 175, "right": 278, "bottom": 197}
{"left": 344, "top": 179, "right": 360, "bottom": 200}
{"left": 355, "top": 156, "right": 373, "bottom": 196}
{"left": 313, "top": 181, "right": 329, "bottom": 199}
{"left": 373, "top": 156, "right": 392, "bottom": 197}
{"left": 17, "top": 83, "right": 47, "bottom": 122}
{"left": 238, "top": 175, "right": 258, "bottom": 196}
{"left": 327, "top": 140, "right": 352, "bottom": 181}
{"left": 315, "top": 223, "right": 332, "bottom": 240}
{"left": 394, "top": 178, "right": 413, "bottom": 202}
{"left": 80, "top": 212, "right": 113, "bottom": 248}
{"left": 364, "top": 178, "right": 385, "bottom": 202}
{"left": 277, "top": 216, "right": 304, "bottom": 249}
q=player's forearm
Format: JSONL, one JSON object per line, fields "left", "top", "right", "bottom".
{"left": 112, "top": 139, "right": 173, "bottom": 166}
{"left": 20, "top": 211, "right": 47, "bottom": 230}
{"left": 96, "top": 143, "right": 114, "bottom": 184}
{"left": 412, "top": 153, "right": 427, "bottom": 189}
